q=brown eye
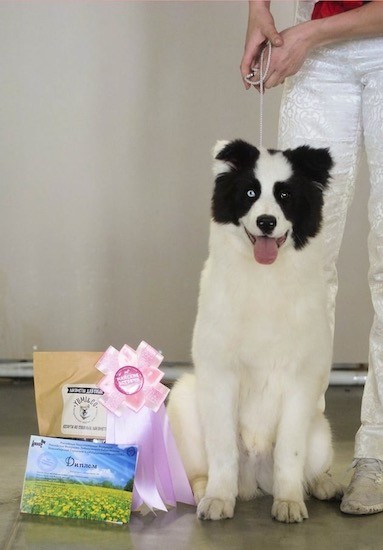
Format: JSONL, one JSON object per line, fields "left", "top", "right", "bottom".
{"left": 279, "top": 190, "right": 291, "bottom": 200}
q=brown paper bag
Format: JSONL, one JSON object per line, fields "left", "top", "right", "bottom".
{"left": 33, "top": 352, "right": 107, "bottom": 440}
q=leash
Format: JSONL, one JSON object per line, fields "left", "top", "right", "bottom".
{"left": 244, "top": 41, "right": 272, "bottom": 148}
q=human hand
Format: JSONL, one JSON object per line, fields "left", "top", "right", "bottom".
{"left": 263, "top": 21, "right": 315, "bottom": 89}
{"left": 240, "top": 3, "right": 283, "bottom": 90}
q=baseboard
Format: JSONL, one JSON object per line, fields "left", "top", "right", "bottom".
{"left": 0, "top": 360, "right": 368, "bottom": 386}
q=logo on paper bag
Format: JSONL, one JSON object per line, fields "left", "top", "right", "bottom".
{"left": 61, "top": 384, "right": 107, "bottom": 437}
{"left": 73, "top": 395, "right": 99, "bottom": 424}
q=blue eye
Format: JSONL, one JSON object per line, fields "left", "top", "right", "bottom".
{"left": 247, "top": 190, "right": 256, "bottom": 198}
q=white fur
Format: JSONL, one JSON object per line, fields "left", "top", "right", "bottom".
{"left": 167, "top": 147, "right": 342, "bottom": 523}
{"left": 255, "top": 147, "right": 293, "bottom": 189}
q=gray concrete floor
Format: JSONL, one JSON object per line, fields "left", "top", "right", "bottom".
{"left": 1, "top": 379, "right": 382, "bottom": 550}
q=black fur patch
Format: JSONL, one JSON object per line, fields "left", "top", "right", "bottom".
{"left": 281, "top": 145, "right": 333, "bottom": 248}
{"left": 212, "top": 140, "right": 260, "bottom": 225}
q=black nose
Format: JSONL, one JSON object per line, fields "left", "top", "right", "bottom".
{"left": 257, "top": 215, "right": 277, "bottom": 234}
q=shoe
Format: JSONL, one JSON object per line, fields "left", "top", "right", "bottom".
{"left": 340, "top": 458, "right": 383, "bottom": 515}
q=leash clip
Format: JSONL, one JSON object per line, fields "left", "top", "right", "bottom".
{"left": 244, "top": 67, "right": 260, "bottom": 86}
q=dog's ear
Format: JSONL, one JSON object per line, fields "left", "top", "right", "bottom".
{"left": 213, "top": 139, "right": 259, "bottom": 177}
{"left": 283, "top": 146, "right": 333, "bottom": 188}
{"left": 212, "top": 140, "right": 231, "bottom": 176}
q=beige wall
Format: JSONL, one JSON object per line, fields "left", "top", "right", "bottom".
{"left": 0, "top": 1, "right": 372, "bottom": 363}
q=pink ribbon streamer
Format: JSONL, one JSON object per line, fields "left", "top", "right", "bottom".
{"left": 96, "top": 342, "right": 195, "bottom": 513}
{"left": 106, "top": 405, "right": 195, "bottom": 512}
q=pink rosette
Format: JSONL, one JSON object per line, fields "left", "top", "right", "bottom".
{"left": 96, "top": 341, "right": 169, "bottom": 415}
{"left": 96, "top": 342, "right": 195, "bottom": 513}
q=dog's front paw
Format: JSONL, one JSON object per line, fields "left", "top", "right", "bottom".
{"left": 271, "top": 499, "right": 308, "bottom": 523}
{"left": 197, "top": 496, "right": 235, "bottom": 520}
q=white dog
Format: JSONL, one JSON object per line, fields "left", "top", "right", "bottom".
{"left": 167, "top": 139, "right": 343, "bottom": 523}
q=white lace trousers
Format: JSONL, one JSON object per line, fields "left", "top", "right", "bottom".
{"left": 278, "top": 2, "right": 383, "bottom": 460}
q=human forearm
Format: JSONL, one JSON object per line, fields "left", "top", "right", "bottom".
{"left": 248, "top": 0, "right": 271, "bottom": 15}
{"left": 261, "top": 1, "right": 383, "bottom": 90}
{"left": 247, "top": 0, "right": 281, "bottom": 45}
{"left": 304, "top": 1, "right": 383, "bottom": 50}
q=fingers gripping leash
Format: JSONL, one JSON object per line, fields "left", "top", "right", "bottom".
{"left": 244, "top": 41, "right": 272, "bottom": 148}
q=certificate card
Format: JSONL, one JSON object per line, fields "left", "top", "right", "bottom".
{"left": 21, "top": 436, "right": 138, "bottom": 524}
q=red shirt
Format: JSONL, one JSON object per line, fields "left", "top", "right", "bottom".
{"left": 312, "top": 1, "right": 365, "bottom": 20}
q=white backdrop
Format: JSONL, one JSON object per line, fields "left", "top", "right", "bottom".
{"left": 0, "top": 1, "right": 371, "bottom": 363}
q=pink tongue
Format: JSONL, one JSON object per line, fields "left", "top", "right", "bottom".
{"left": 254, "top": 237, "right": 278, "bottom": 265}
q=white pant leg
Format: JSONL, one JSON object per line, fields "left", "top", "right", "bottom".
{"left": 354, "top": 42, "right": 383, "bottom": 460}
{"left": 279, "top": 36, "right": 383, "bottom": 459}
{"left": 294, "top": 0, "right": 316, "bottom": 25}
{"left": 278, "top": 42, "right": 363, "bottom": 335}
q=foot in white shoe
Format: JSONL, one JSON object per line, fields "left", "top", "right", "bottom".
{"left": 341, "top": 458, "right": 383, "bottom": 515}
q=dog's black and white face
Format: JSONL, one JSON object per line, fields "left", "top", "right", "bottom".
{"left": 212, "top": 139, "right": 333, "bottom": 265}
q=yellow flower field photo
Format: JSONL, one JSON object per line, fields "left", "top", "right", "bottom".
{"left": 22, "top": 480, "right": 133, "bottom": 523}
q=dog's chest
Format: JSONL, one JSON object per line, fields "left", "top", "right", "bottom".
{"left": 228, "top": 269, "right": 306, "bottom": 364}
{"left": 237, "top": 365, "right": 284, "bottom": 456}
